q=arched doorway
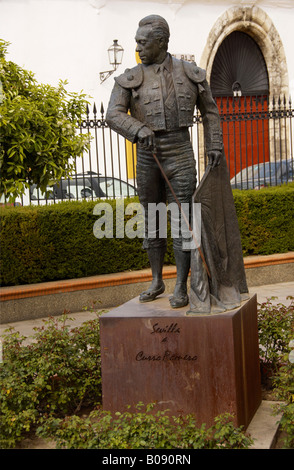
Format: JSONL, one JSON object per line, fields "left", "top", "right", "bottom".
{"left": 198, "top": 6, "right": 290, "bottom": 183}
{"left": 210, "top": 31, "right": 269, "bottom": 179}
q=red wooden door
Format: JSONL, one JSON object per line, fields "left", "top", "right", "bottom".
{"left": 215, "top": 96, "right": 269, "bottom": 180}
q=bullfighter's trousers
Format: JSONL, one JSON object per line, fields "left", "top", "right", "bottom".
{"left": 136, "top": 128, "right": 197, "bottom": 252}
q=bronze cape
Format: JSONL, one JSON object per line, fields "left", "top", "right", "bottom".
{"left": 189, "top": 150, "right": 248, "bottom": 313}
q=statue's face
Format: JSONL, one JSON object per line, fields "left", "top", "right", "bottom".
{"left": 135, "top": 26, "right": 164, "bottom": 65}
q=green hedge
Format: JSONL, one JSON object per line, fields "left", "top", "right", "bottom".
{"left": 0, "top": 198, "right": 151, "bottom": 286}
{"left": 234, "top": 183, "right": 294, "bottom": 256}
{"left": 0, "top": 183, "right": 294, "bottom": 287}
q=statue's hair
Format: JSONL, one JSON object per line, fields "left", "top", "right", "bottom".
{"left": 138, "top": 15, "right": 170, "bottom": 46}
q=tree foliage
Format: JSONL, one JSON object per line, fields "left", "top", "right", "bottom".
{"left": 0, "top": 39, "right": 90, "bottom": 200}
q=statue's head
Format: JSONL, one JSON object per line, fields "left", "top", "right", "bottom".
{"left": 135, "top": 15, "right": 170, "bottom": 65}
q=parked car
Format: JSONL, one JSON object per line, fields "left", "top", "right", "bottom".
{"left": 30, "top": 172, "right": 137, "bottom": 202}
{"left": 230, "top": 159, "right": 294, "bottom": 189}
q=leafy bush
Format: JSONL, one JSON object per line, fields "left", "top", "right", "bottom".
{"left": 0, "top": 39, "right": 90, "bottom": 200}
{"left": 257, "top": 297, "right": 294, "bottom": 448}
{"left": 2, "top": 298, "right": 294, "bottom": 449}
{"left": 0, "top": 314, "right": 254, "bottom": 449}
{"left": 272, "top": 345, "right": 294, "bottom": 449}
{"left": 0, "top": 315, "right": 102, "bottom": 448}
{"left": 36, "top": 404, "right": 253, "bottom": 449}
{"left": 257, "top": 297, "right": 294, "bottom": 385}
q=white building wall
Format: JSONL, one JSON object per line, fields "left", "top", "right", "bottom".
{"left": 1, "top": 0, "right": 294, "bottom": 107}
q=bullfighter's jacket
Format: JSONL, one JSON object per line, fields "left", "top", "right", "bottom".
{"left": 106, "top": 54, "right": 223, "bottom": 153}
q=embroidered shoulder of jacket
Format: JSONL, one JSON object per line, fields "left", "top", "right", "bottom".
{"left": 115, "top": 64, "right": 143, "bottom": 89}
{"left": 182, "top": 61, "right": 206, "bottom": 84}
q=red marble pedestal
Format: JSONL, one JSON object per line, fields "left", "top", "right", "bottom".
{"left": 100, "top": 294, "right": 261, "bottom": 428}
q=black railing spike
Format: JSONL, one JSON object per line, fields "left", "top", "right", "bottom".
{"left": 93, "top": 102, "right": 97, "bottom": 115}
{"left": 86, "top": 103, "right": 90, "bottom": 116}
{"left": 100, "top": 102, "right": 105, "bottom": 117}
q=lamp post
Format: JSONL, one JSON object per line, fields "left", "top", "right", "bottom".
{"left": 100, "top": 40, "right": 124, "bottom": 83}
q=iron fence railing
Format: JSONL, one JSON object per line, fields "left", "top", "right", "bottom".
{"left": 4, "top": 95, "right": 294, "bottom": 205}
{"left": 217, "top": 95, "right": 294, "bottom": 190}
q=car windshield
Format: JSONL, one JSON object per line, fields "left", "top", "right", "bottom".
{"left": 30, "top": 176, "right": 136, "bottom": 201}
{"left": 234, "top": 163, "right": 276, "bottom": 182}
{"left": 99, "top": 178, "right": 136, "bottom": 198}
{"left": 233, "top": 160, "right": 293, "bottom": 183}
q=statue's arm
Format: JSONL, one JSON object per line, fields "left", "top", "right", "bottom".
{"left": 196, "top": 80, "right": 223, "bottom": 153}
{"left": 106, "top": 83, "right": 145, "bottom": 143}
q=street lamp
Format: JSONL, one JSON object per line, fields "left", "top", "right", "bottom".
{"left": 100, "top": 39, "right": 124, "bottom": 83}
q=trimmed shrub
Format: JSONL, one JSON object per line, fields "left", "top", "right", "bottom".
{"left": 233, "top": 183, "right": 294, "bottom": 256}
{"left": 0, "top": 198, "right": 150, "bottom": 286}
{"left": 0, "top": 183, "right": 293, "bottom": 286}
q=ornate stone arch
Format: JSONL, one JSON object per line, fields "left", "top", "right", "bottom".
{"left": 199, "top": 6, "right": 289, "bottom": 99}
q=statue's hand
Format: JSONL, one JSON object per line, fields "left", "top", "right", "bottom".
{"left": 137, "top": 126, "right": 156, "bottom": 152}
{"left": 207, "top": 150, "right": 221, "bottom": 169}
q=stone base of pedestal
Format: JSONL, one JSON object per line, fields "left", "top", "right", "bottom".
{"left": 100, "top": 294, "right": 261, "bottom": 428}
